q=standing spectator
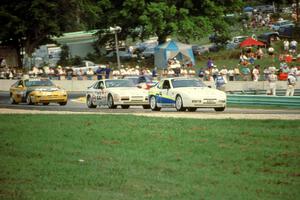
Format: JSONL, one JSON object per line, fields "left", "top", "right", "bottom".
{"left": 77, "top": 69, "right": 84, "bottom": 80}
{"left": 252, "top": 65, "right": 260, "bottom": 82}
{"left": 263, "top": 67, "right": 270, "bottom": 81}
{"left": 286, "top": 73, "right": 297, "bottom": 96}
{"left": 211, "top": 65, "right": 219, "bottom": 80}
{"left": 241, "top": 65, "right": 251, "bottom": 81}
{"left": 215, "top": 72, "right": 226, "bottom": 91}
{"left": 105, "top": 65, "right": 111, "bottom": 79}
{"left": 268, "top": 46, "right": 275, "bottom": 58}
{"left": 290, "top": 40, "right": 298, "bottom": 54}
{"left": 228, "top": 68, "right": 234, "bottom": 81}
{"left": 49, "top": 68, "right": 55, "bottom": 80}
{"left": 283, "top": 40, "right": 289, "bottom": 52}
{"left": 86, "top": 68, "right": 94, "bottom": 80}
{"left": 234, "top": 66, "right": 240, "bottom": 81}
{"left": 256, "top": 47, "right": 264, "bottom": 59}
{"left": 267, "top": 68, "right": 277, "bottom": 96}
{"left": 57, "top": 66, "right": 63, "bottom": 80}
{"left": 96, "top": 66, "right": 103, "bottom": 80}
{"left": 66, "top": 67, "right": 73, "bottom": 80}
{"left": 220, "top": 66, "right": 228, "bottom": 83}
{"left": 207, "top": 57, "right": 214, "bottom": 72}
{"left": 207, "top": 57, "right": 213, "bottom": 68}
{"left": 198, "top": 68, "right": 205, "bottom": 81}
{"left": 152, "top": 67, "right": 157, "bottom": 78}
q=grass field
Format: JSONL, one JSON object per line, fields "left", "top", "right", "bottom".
{"left": 1, "top": 114, "right": 300, "bottom": 200}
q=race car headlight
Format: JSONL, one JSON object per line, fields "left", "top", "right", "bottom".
{"left": 113, "top": 94, "right": 120, "bottom": 100}
{"left": 218, "top": 99, "right": 226, "bottom": 103}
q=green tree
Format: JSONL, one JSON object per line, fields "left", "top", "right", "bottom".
{"left": 94, "top": 0, "right": 243, "bottom": 45}
{"left": 0, "top": 0, "right": 98, "bottom": 67}
{"left": 57, "top": 45, "right": 70, "bottom": 67}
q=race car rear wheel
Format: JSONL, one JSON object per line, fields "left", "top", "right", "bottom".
{"left": 26, "top": 95, "right": 34, "bottom": 105}
{"left": 214, "top": 107, "right": 225, "bottom": 112}
{"left": 43, "top": 102, "right": 50, "bottom": 106}
{"left": 107, "top": 94, "right": 117, "bottom": 109}
{"left": 142, "top": 105, "right": 150, "bottom": 109}
{"left": 175, "top": 95, "right": 185, "bottom": 111}
{"left": 59, "top": 102, "right": 67, "bottom": 106}
{"left": 87, "top": 95, "right": 96, "bottom": 108}
{"left": 121, "top": 105, "right": 130, "bottom": 109}
{"left": 10, "top": 94, "right": 18, "bottom": 104}
{"left": 150, "top": 96, "right": 161, "bottom": 111}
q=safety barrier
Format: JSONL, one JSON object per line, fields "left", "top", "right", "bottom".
{"left": 228, "top": 89, "right": 300, "bottom": 96}
{"left": 227, "top": 94, "right": 300, "bottom": 108}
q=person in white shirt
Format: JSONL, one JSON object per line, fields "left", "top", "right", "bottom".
{"left": 228, "top": 69, "right": 234, "bottom": 81}
{"left": 220, "top": 67, "right": 228, "bottom": 83}
{"left": 286, "top": 73, "right": 297, "bottom": 96}
{"left": 267, "top": 68, "right": 277, "bottom": 95}
{"left": 252, "top": 65, "right": 260, "bottom": 81}
{"left": 290, "top": 40, "right": 298, "bottom": 54}
{"left": 283, "top": 40, "right": 289, "bottom": 51}
{"left": 86, "top": 68, "right": 94, "bottom": 80}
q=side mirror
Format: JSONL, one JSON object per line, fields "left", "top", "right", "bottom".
{"left": 18, "top": 85, "right": 23, "bottom": 88}
{"left": 208, "top": 86, "right": 212, "bottom": 88}
{"left": 99, "top": 86, "right": 104, "bottom": 90}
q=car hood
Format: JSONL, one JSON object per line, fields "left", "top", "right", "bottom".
{"left": 108, "top": 87, "right": 148, "bottom": 96}
{"left": 27, "top": 86, "right": 63, "bottom": 92}
{"left": 173, "top": 87, "right": 226, "bottom": 99}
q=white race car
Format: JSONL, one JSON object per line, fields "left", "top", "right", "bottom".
{"left": 86, "top": 79, "right": 150, "bottom": 109}
{"left": 148, "top": 78, "right": 226, "bottom": 112}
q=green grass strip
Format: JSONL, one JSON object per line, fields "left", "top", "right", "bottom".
{"left": 0, "top": 114, "right": 299, "bottom": 200}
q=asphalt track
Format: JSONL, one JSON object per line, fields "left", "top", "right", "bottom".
{"left": 0, "top": 92, "right": 300, "bottom": 119}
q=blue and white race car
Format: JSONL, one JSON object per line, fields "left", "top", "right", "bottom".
{"left": 148, "top": 78, "right": 226, "bottom": 112}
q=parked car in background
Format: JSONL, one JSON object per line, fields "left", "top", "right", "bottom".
{"left": 86, "top": 79, "right": 150, "bottom": 109}
{"left": 192, "top": 45, "right": 210, "bottom": 55}
{"left": 105, "top": 51, "right": 137, "bottom": 60}
{"left": 226, "top": 36, "right": 248, "bottom": 49}
{"left": 141, "top": 47, "right": 155, "bottom": 58}
{"left": 257, "top": 32, "right": 279, "bottom": 47}
{"left": 148, "top": 78, "right": 227, "bottom": 112}
{"left": 9, "top": 78, "right": 68, "bottom": 105}
{"left": 271, "top": 20, "right": 294, "bottom": 31}
{"left": 72, "top": 60, "right": 105, "bottom": 73}
{"left": 278, "top": 25, "right": 295, "bottom": 38}
{"left": 253, "top": 5, "right": 276, "bottom": 13}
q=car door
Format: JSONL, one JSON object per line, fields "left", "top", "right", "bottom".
{"left": 159, "top": 80, "right": 173, "bottom": 107}
{"left": 93, "top": 81, "right": 106, "bottom": 105}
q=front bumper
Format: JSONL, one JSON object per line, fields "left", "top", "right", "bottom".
{"left": 114, "top": 96, "right": 149, "bottom": 105}
{"left": 31, "top": 93, "right": 68, "bottom": 103}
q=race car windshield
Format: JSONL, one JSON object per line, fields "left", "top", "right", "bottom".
{"left": 105, "top": 80, "right": 135, "bottom": 88}
{"left": 24, "top": 79, "right": 54, "bottom": 87}
{"left": 171, "top": 79, "right": 206, "bottom": 88}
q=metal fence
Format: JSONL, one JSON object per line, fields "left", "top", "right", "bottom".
{"left": 227, "top": 94, "right": 300, "bottom": 108}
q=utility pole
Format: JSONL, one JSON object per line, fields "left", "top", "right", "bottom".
{"left": 110, "top": 26, "right": 122, "bottom": 69}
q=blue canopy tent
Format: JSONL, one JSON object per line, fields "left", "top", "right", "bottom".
{"left": 154, "top": 40, "right": 195, "bottom": 69}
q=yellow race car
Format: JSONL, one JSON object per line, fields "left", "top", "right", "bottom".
{"left": 9, "top": 78, "right": 68, "bottom": 105}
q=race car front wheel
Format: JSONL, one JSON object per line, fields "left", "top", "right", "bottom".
{"left": 107, "top": 94, "right": 117, "bottom": 109}
{"left": 87, "top": 95, "right": 96, "bottom": 108}
{"left": 150, "top": 96, "right": 161, "bottom": 111}
{"left": 26, "top": 95, "right": 34, "bottom": 105}
{"left": 175, "top": 95, "right": 185, "bottom": 111}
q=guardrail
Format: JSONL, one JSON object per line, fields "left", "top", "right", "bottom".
{"left": 227, "top": 94, "right": 300, "bottom": 108}
{"left": 227, "top": 89, "right": 300, "bottom": 96}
